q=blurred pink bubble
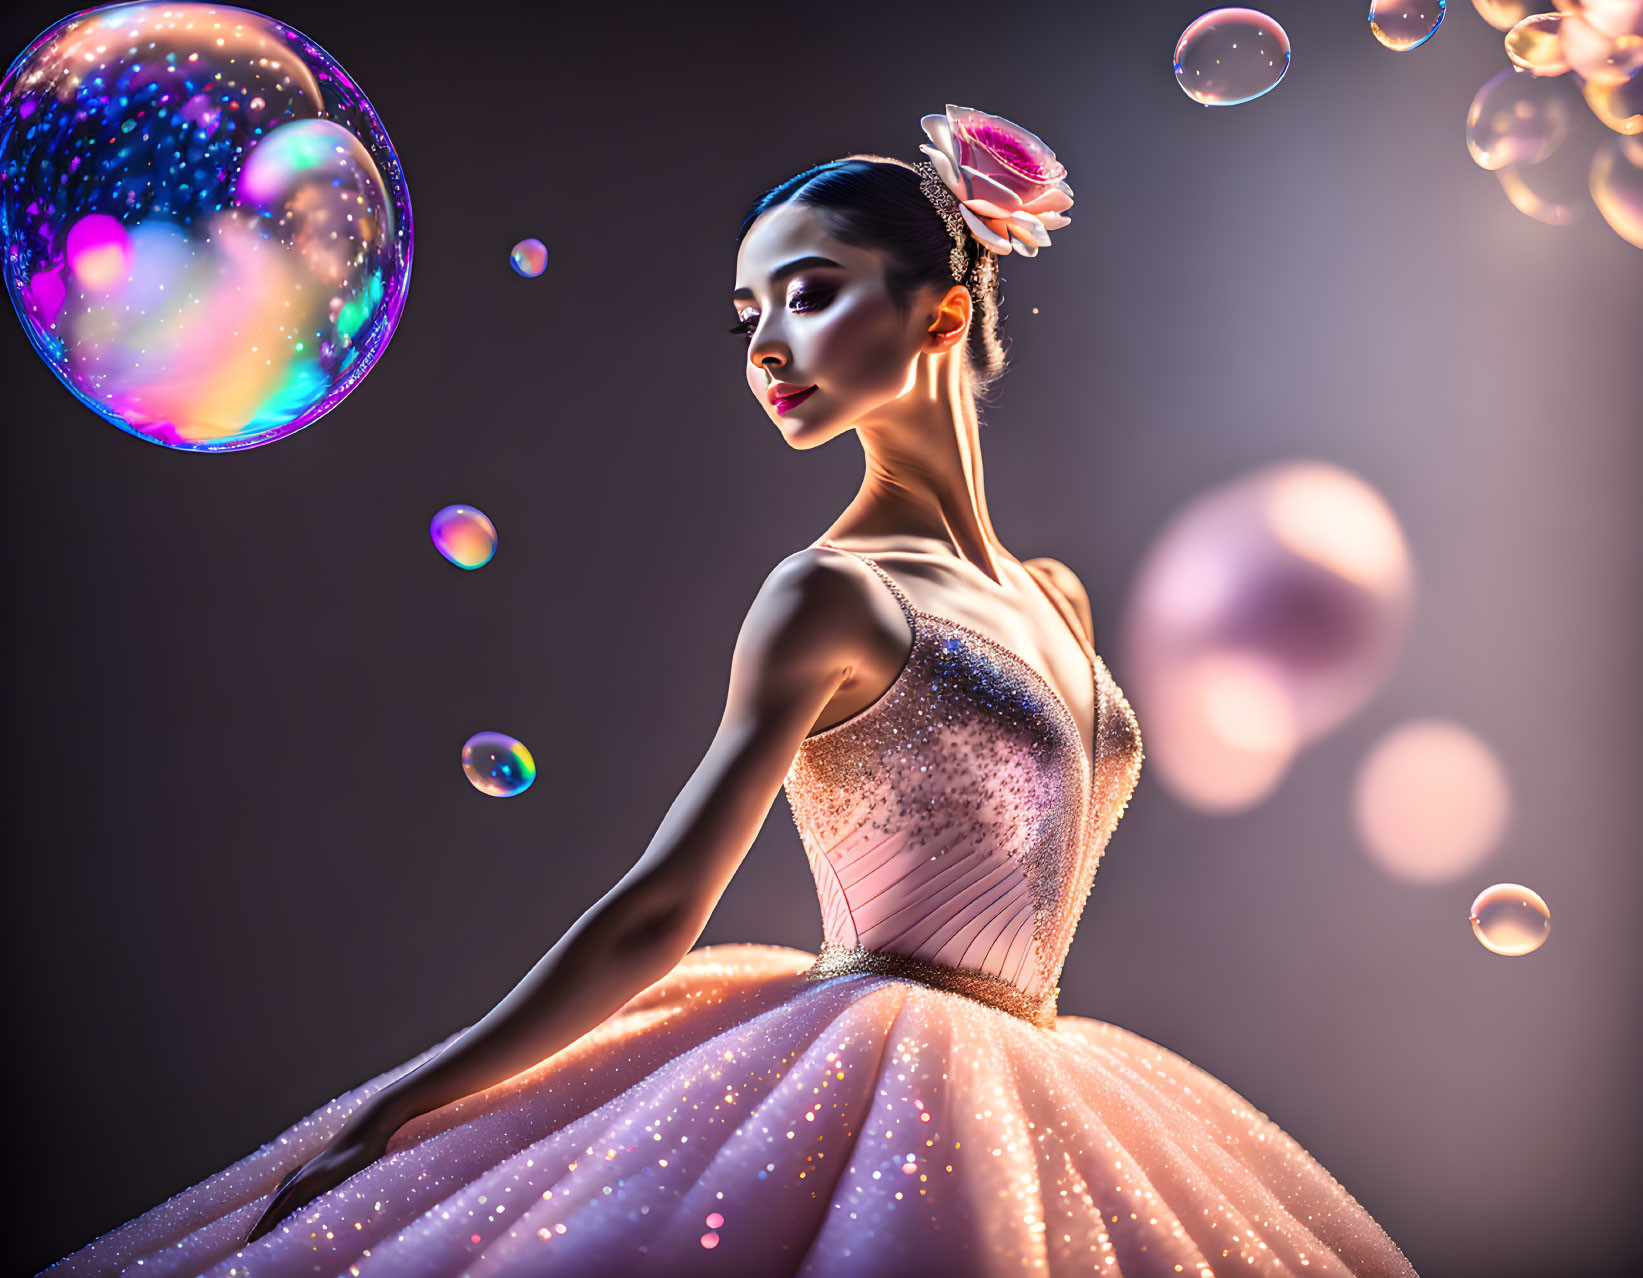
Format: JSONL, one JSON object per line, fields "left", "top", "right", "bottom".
{"left": 1558, "top": 10, "right": 1643, "bottom": 86}
{"left": 1120, "top": 461, "right": 1414, "bottom": 814}
{"left": 1551, "top": 0, "right": 1643, "bottom": 40}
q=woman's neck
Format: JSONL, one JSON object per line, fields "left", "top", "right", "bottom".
{"left": 826, "top": 353, "right": 1004, "bottom": 583}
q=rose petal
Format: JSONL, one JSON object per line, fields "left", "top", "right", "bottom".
{"left": 917, "top": 129, "right": 962, "bottom": 175}
{"left": 979, "top": 215, "right": 1018, "bottom": 249}
{"left": 918, "top": 144, "right": 969, "bottom": 200}
{"left": 1004, "top": 223, "right": 1040, "bottom": 257}
{"left": 946, "top": 103, "right": 1067, "bottom": 187}
{"left": 959, "top": 164, "right": 1026, "bottom": 211}
{"left": 1037, "top": 211, "right": 1071, "bottom": 231}
{"left": 1010, "top": 210, "right": 1051, "bottom": 247}
{"left": 959, "top": 204, "right": 1015, "bottom": 254}
{"left": 962, "top": 198, "right": 1020, "bottom": 221}
{"left": 921, "top": 113, "right": 956, "bottom": 158}
{"left": 1020, "top": 188, "right": 1073, "bottom": 215}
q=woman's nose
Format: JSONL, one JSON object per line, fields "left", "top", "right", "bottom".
{"left": 749, "top": 334, "right": 787, "bottom": 375}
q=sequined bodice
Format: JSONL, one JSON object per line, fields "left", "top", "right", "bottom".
{"left": 783, "top": 546, "right": 1144, "bottom": 1026}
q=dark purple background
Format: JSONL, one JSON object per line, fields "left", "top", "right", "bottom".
{"left": 4, "top": 2, "right": 1638, "bottom": 1275}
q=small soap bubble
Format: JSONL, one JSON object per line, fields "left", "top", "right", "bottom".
{"left": 430, "top": 505, "right": 498, "bottom": 569}
{"left": 510, "top": 238, "right": 549, "bottom": 277}
{"left": 1582, "top": 68, "right": 1643, "bottom": 135}
{"left": 1590, "top": 135, "right": 1643, "bottom": 246}
{"left": 1173, "top": 8, "right": 1291, "bottom": 106}
{"left": 1469, "top": 883, "right": 1551, "bottom": 955}
{"left": 1369, "top": 0, "right": 1446, "bottom": 52}
{"left": 1466, "top": 67, "right": 1580, "bottom": 169}
{"left": 462, "top": 732, "right": 536, "bottom": 798}
{"left": 1505, "top": 13, "right": 1569, "bottom": 75}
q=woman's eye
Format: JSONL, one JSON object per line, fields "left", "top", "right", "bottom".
{"left": 727, "top": 288, "right": 836, "bottom": 341}
{"left": 788, "top": 287, "right": 834, "bottom": 311}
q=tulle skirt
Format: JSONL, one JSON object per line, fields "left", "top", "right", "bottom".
{"left": 44, "top": 944, "right": 1417, "bottom": 1277}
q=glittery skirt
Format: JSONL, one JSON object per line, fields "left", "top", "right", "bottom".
{"left": 45, "top": 944, "right": 1418, "bottom": 1278}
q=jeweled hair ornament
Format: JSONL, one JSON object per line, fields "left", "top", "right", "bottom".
{"left": 915, "top": 104, "right": 1075, "bottom": 285}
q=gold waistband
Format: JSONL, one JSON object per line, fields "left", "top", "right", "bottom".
{"left": 802, "top": 942, "right": 1057, "bottom": 1029}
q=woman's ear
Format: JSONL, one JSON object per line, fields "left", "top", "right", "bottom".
{"left": 925, "top": 285, "right": 971, "bottom": 352}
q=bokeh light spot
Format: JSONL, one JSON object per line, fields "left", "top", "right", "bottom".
{"left": 1354, "top": 720, "right": 1511, "bottom": 883}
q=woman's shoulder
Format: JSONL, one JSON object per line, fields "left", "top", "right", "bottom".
{"left": 739, "top": 545, "right": 908, "bottom": 660}
{"left": 761, "top": 543, "right": 894, "bottom": 608}
{"left": 1022, "top": 555, "right": 1096, "bottom": 648}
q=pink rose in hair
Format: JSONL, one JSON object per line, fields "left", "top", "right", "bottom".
{"left": 918, "top": 104, "right": 1074, "bottom": 258}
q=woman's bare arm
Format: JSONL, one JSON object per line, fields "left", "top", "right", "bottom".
{"left": 346, "top": 548, "right": 882, "bottom": 1139}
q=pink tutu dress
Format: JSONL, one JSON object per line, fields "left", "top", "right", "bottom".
{"left": 45, "top": 547, "right": 1418, "bottom": 1277}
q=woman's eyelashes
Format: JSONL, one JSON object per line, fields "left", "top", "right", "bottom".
{"left": 728, "top": 287, "right": 837, "bottom": 340}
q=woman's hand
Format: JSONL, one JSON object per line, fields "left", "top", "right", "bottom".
{"left": 243, "top": 1107, "right": 396, "bottom": 1245}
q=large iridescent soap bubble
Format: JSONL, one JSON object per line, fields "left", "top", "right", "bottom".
{"left": 0, "top": 3, "right": 412, "bottom": 451}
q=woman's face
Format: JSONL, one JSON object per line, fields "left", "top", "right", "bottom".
{"left": 733, "top": 202, "right": 942, "bottom": 449}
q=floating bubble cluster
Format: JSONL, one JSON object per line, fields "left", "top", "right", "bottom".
{"left": 510, "top": 237, "right": 547, "bottom": 277}
{"left": 0, "top": 3, "right": 412, "bottom": 450}
{"left": 430, "top": 504, "right": 498, "bottom": 569}
{"left": 1172, "top": 8, "right": 1291, "bottom": 106}
{"left": 1369, "top": 0, "right": 1447, "bottom": 51}
{"left": 1463, "top": 0, "right": 1643, "bottom": 244}
{"left": 1469, "top": 882, "right": 1552, "bottom": 955}
{"left": 462, "top": 731, "right": 536, "bottom": 798}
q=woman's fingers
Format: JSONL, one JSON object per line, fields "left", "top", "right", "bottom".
{"left": 245, "top": 1163, "right": 314, "bottom": 1244}
{"left": 243, "top": 1127, "right": 389, "bottom": 1247}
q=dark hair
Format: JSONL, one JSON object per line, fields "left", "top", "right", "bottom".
{"left": 735, "top": 155, "right": 1010, "bottom": 405}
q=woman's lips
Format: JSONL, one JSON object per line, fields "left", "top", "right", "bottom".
{"left": 774, "top": 386, "right": 817, "bottom": 415}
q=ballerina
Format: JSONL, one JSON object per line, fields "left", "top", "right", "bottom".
{"left": 44, "top": 105, "right": 1418, "bottom": 1278}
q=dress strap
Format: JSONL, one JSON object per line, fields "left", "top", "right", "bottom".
{"left": 816, "top": 541, "right": 918, "bottom": 625}
{"left": 1021, "top": 560, "right": 1095, "bottom": 660}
